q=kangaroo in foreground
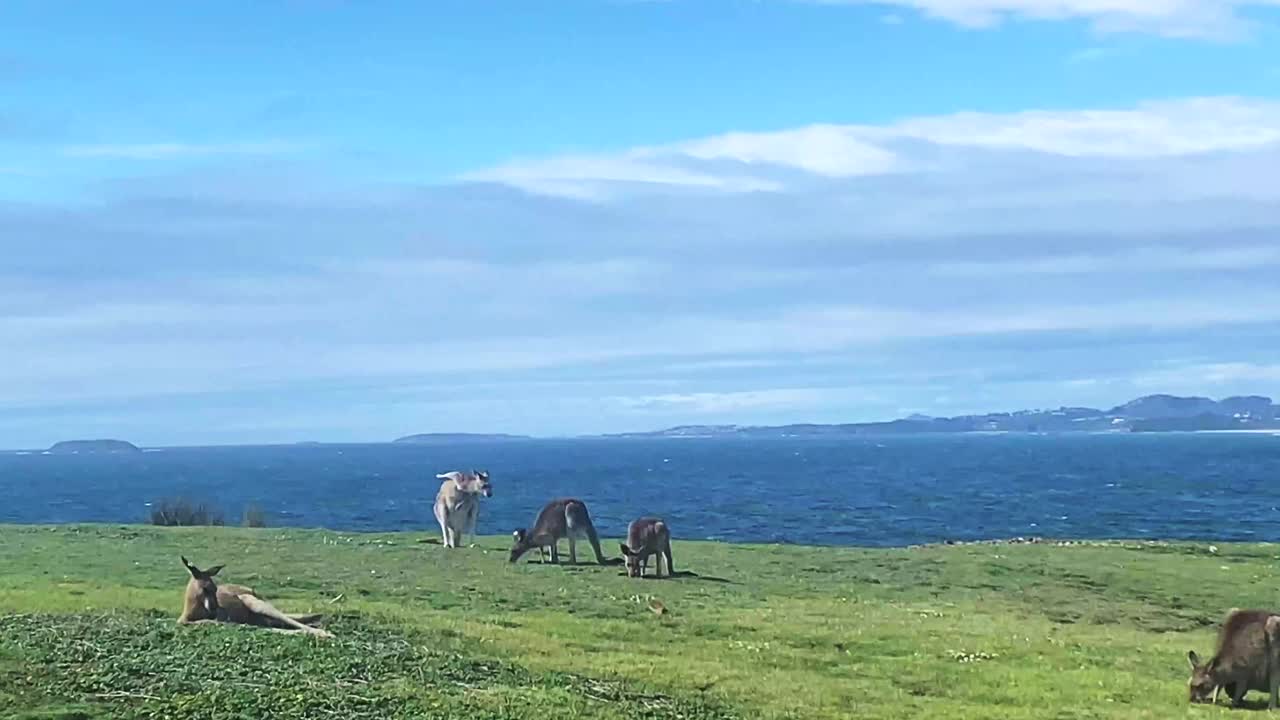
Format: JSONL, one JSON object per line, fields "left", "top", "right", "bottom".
{"left": 433, "top": 469, "right": 492, "bottom": 548}
{"left": 619, "top": 517, "right": 673, "bottom": 578}
{"left": 178, "top": 556, "right": 333, "bottom": 638}
{"left": 1188, "top": 608, "right": 1280, "bottom": 707}
{"left": 509, "top": 498, "right": 606, "bottom": 565}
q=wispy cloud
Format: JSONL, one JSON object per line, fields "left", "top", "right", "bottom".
{"left": 926, "top": 245, "right": 1280, "bottom": 278}
{"left": 1134, "top": 362, "right": 1280, "bottom": 388}
{"left": 467, "top": 97, "right": 1280, "bottom": 198}
{"left": 613, "top": 388, "right": 834, "bottom": 414}
{"left": 61, "top": 141, "right": 303, "bottom": 160}
{"left": 804, "top": 0, "right": 1280, "bottom": 39}
{"left": 1066, "top": 46, "right": 1116, "bottom": 64}
{"left": 4, "top": 95, "right": 1280, "bottom": 444}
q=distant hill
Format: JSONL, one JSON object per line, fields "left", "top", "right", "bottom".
{"left": 47, "top": 439, "right": 142, "bottom": 454}
{"left": 393, "top": 433, "right": 531, "bottom": 444}
{"left": 605, "top": 394, "right": 1280, "bottom": 438}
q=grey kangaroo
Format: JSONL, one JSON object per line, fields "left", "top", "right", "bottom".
{"left": 433, "top": 469, "right": 492, "bottom": 548}
{"left": 509, "top": 498, "right": 606, "bottom": 565}
{"left": 619, "top": 517, "right": 673, "bottom": 578}
{"left": 178, "top": 556, "right": 333, "bottom": 638}
{"left": 1188, "top": 608, "right": 1280, "bottom": 708}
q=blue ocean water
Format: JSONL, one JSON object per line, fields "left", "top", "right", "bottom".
{"left": 2, "top": 434, "right": 1279, "bottom": 547}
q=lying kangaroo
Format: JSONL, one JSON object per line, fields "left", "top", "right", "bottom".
{"left": 620, "top": 517, "right": 674, "bottom": 578}
{"left": 1188, "top": 608, "right": 1280, "bottom": 708}
{"left": 178, "top": 556, "right": 333, "bottom": 638}
{"left": 433, "top": 469, "right": 492, "bottom": 548}
{"left": 509, "top": 498, "right": 606, "bottom": 565}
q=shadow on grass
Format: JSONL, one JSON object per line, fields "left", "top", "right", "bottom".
{"left": 1217, "top": 697, "right": 1277, "bottom": 712}
{"left": 606, "top": 570, "right": 735, "bottom": 584}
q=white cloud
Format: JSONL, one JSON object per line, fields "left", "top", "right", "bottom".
{"left": 805, "top": 0, "right": 1280, "bottom": 39}
{"left": 467, "top": 97, "right": 1280, "bottom": 198}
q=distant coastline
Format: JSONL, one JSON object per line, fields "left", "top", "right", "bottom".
{"left": 601, "top": 394, "right": 1280, "bottom": 439}
{"left": 11, "top": 394, "right": 1278, "bottom": 454}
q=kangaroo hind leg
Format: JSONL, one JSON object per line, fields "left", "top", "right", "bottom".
{"left": 240, "top": 594, "right": 332, "bottom": 638}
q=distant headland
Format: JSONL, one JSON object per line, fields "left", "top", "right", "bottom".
{"left": 47, "top": 439, "right": 143, "bottom": 454}
{"left": 604, "top": 394, "right": 1280, "bottom": 438}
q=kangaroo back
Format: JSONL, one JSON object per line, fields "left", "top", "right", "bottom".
{"left": 621, "top": 517, "right": 673, "bottom": 577}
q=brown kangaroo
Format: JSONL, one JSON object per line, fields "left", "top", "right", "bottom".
{"left": 1188, "top": 608, "right": 1280, "bottom": 708}
{"left": 509, "top": 498, "right": 606, "bottom": 565}
{"left": 178, "top": 556, "right": 333, "bottom": 638}
{"left": 619, "top": 517, "right": 673, "bottom": 578}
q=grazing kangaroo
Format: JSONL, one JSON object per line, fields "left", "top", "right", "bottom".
{"left": 433, "top": 469, "right": 492, "bottom": 548}
{"left": 178, "top": 556, "right": 333, "bottom": 638}
{"left": 509, "top": 498, "right": 606, "bottom": 565}
{"left": 1187, "top": 608, "right": 1280, "bottom": 708}
{"left": 619, "top": 517, "right": 674, "bottom": 578}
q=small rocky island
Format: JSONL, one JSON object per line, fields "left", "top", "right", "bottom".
{"left": 47, "top": 439, "right": 143, "bottom": 455}
{"left": 393, "top": 433, "right": 529, "bottom": 444}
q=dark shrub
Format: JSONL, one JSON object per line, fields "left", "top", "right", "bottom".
{"left": 148, "top": 498, "right": 225, "bottom": 527}
{"left": 242, "top": 504, "right": 268, "bottom": 528}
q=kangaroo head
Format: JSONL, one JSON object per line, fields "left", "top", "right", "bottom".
{"left": 509, "top": 528, "right": 532, "bottom": 563}
{"left": 471, "top": 470, "right": 492, "bottom": 497}
{"left": 1186, "top": 650, "right": 1217, "bottom": 703}
{"left": 619, "top": 544, "right": 643, "bottom": 577}
{"left": 440, "top": 470, "right": 493, "bottom": 498}
{"left": 181, "top": 555, "right": 224, "bottom": 618}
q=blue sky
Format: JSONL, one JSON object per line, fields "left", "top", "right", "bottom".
{"left": 3, "top": 0, "right": 1280, "bottom": 446}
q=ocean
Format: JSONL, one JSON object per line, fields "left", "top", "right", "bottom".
{"left": 2, "top": 433, "right": 1278, "bottom": 547}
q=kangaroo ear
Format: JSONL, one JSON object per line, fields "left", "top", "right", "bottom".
{"left": 205, "top": 564, "right": 225, "bottom": 577}
{"left": 620, "top": 544, "right": 634, "bottom": 556}
{"left": 1188, "top": 650, "right": 1200, "bottom": 669}
{"left": 181, "top": 556, "right": 201, "bottom": 577}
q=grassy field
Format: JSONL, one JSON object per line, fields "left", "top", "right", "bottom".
{"left": 0, "top": 525, "right": 1274, "bottom": 719}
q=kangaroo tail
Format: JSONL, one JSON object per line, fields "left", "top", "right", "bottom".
{"left": 585, "top": 524, "right": 606, "bottom": 564}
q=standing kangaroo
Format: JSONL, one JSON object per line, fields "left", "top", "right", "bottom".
{"left": 1188, "top": 608, "right": 1280, "bottom": 708}
{"left": 619, "top": 517, "right": 673, "bottom": 578}
{"left": 178, "top": 556, "right": 333, "bottom": 638}
{"left": 509, "top": 498, "right": 606, "bottom": 565}
{"left": 433, "top": 469, "right": 492, "bottom": 548}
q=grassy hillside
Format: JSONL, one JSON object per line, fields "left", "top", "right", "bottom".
{"left": 0, "top": 525, "right": 1272, "bottom": 719}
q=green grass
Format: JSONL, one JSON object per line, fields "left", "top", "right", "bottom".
{"left": 0, "top": 525, "right": 1273, "bottom": 718}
